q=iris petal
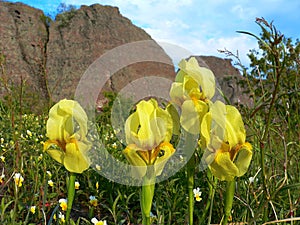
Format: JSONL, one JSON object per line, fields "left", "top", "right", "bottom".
{"left": 201, "top": 101, "right": 252, "bottom": 181}
{"left": 123, "top": 99, "right": 174, "bottom": 178}
{"left": 44, "top": 99, "right": 91, "bottom": 174}
{"left": 123, "top": 144, "right": 147, "bottom": 178}
{"left": 154, "top": 142, "right": 175, "bottom": 176}
{"left": 181, "top": 100, "right": 208, "bottom": 134}
{"left": 64, "top": 142, "right": 90, "bottom": 173}
{"left": 234, "top": 143, "right": 253, "bottom": 177}
{"left": 211, "top": 151, "right": 239, "bottom": 181}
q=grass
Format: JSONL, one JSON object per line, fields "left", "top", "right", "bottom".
{"left": 0, "top": 88, "right": 299, "bottom": 224}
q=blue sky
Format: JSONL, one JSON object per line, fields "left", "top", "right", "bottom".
{"left": 7, "top": 0, "right": 300, "bottom": 67}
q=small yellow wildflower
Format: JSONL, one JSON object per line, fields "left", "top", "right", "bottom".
{"left": 91, "top": 217, "right": 107, "bottom": 225}
{"left": 58, "top": 212, "right": 65, "bottom": 223}
{"left": 96, "top": 181, "right": 99, "bottom": 190}
{"left": 75, "top": 181, "right": 80, "bottom": 189}
{"left": 0, "top": 156, "right": 5, "bottom": 162}
{"left": 13, "top": 173, "right": 24, "bottom": 187}
{"left": 30, "top": 206, "right": 36, "bottom": 214}
{"left": 59, "top": 198, "right": 67, "bottom": 211}
{"left": 48, "top": 180, "right": 54, "bottom": 187}
{"left": 193, "top": 187, "right": 202, "bottom": 202}
{"left": 0, "top": 173, "right": 5, "bottom": 184}
{"left": 89, "top": 196, "right": 98, "bottom": 207}
{"left": 38, "top": 154, "right": 43, "bottom": 161}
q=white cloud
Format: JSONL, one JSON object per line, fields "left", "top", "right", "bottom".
{"left": 145, "top": 25, "right": 258, "bottom": 67}
{"left": 231, "top": 4, "right": 257, "bottom": 20}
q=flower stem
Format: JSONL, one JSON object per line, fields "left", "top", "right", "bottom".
{"left": 222, "top": 180, "right": 235, "bottom": 225}
{"left": 141, "top": 168, "right": 155, "bottom": 225}
{"left": 66, "top": 172, "right": 76, "bottom": 223}
{"left": 187, "top": 154, "right": 195, "bottom": 225}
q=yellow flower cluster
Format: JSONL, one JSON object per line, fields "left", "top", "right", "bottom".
{"left": 169, "top": 57, "right": 252, "bottom": 181}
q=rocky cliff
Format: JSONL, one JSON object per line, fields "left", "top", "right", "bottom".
{"left": 0, "top": 2, "right": 49, "bottom": 109}
{"left": 0, "top": 2, "right": 247, "bottom": 112}
{"left": 0, "top": 2, "right": 175, "bottom": 111}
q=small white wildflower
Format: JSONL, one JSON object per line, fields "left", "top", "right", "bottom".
{"left": 58, "top": 212, "right": 65, "bottom": 223}
{"left": 112, "top": 142, "right": 117, "bottom": 149}
{"left": 26, "top": 130, "right": 32, "bottom": 137}
{"left": 95, "top": 164, "right": 101, "bottom": 171}
{"left": 91, "top": 217, "right": 107, "bottom": 225}
{"left": 193, "top": 187, "right": 202, "bottom": 202}
{"left": 48, "top": 180, "right": 54, "bottom": 187}
{"left": 75, "top": 181, "right": 80, "bottom": 189}
{"left": 46, "top": 171, "right": 52, "bottom": 178}
{"left": 249, "top": 177, "right": 255, "bottom": 184}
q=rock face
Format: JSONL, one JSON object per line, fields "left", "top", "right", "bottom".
{"left": 46, "top": 4, "right": 175, "bottom": 103}
{"left": 0, "top": 2, "right": 248, "bottom": 112}
{"left": 0, "top": 2, "right": 49, "bottom": 108}
{"left": 0, "top": 2, "right": 175, "bottom": 111}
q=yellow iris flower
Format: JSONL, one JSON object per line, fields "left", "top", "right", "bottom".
{"left": 201, "top": 101, "right": 252, "bottom": 181}
{"left": 123, "top": 99, "right": 175, "bottom": 178}
{"left": 44, "top": 99, "right": 91, "bottom": 174}
{"left": 169, "top": 57, "right": 215, "bottom": 134}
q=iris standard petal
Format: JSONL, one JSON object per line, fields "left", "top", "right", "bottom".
{"left": 136, "top": 100, "right": 156, "bottom": 149}
{"left": 178, "top": 57, "right": 215, "bottom": 100}
{"left": 194, "top": 67, "right": 215, "bottom": 100}
{"left": 183, "top": 76, "right": 200, "bottom": 99}
{"left": 225, "top": 105, "right": 246, "bottom": 147}
{"left": 57, "top": 99, "right": 88, "bottom": 139}
{"left": 46, "top": 103, "right": 66, "bottom": 141}
{"left": 125, "top": 112, "right": 140, "bottom": 146}
{"left": 155, "top": 107, "right": 173, "bottom": 143}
